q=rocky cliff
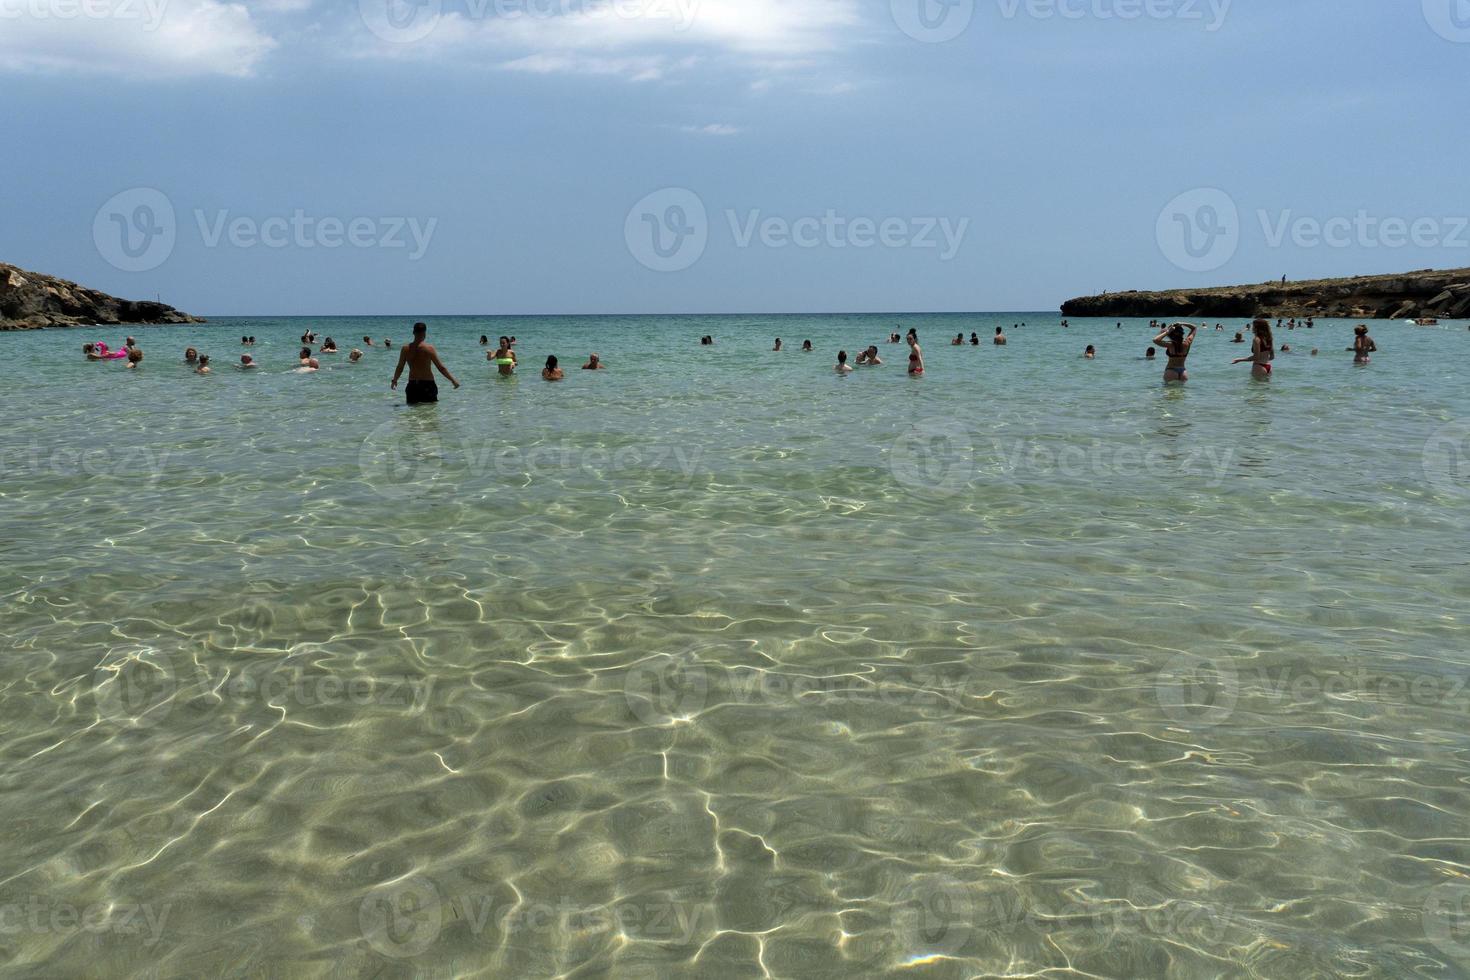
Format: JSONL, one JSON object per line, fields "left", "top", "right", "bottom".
{"left": 0, "top": 262, "right": 204, "bottom": 330}
{"left": 1061, "top": 268, "right": 1470, "bottom": 320}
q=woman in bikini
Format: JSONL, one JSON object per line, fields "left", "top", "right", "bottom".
{"left": 1232, "top": 318, "right": 1275, "bottom": 379}
{"left": 1349, "top": 325, "right": 1377, "bottom": 365}
{"left": 1153, "top": 322, "right": 1196, "bottom": 383}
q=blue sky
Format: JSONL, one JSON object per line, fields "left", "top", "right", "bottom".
{"left": 2, "top": 0, "right": 1467, "bottom": 314}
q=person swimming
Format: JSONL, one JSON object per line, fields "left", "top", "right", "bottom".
{"left": 970, "top": 332, "right": 979, "bottom": 345}
{"left": 773, "top": 338, "right": 783, "bottom": 351}
{"left": 298, "top": 347, "right": 319, "bottom": 370}
{"left": 856, "top": 345, "right": 883, "bottom": 366}
{"left": 1232, "top": 318, "right": 1275, "bottom": 379}
{"left": 952, "top": 333, "right": 964, "bottom": 346}
{"left": 1232, "top": 332, "right": 1245, "bottom": 343}
{"left": 802, "top": 340, "right": 813, "bottom": 352}
{"left": 583, "top": 353, "right": 606, "bottom": 370}
{"left": 480, "top": 335, "right": 489, "bottom": 346}
{"left": 125, "top": 346, "right": 143, "bottom": 369}
{"left": 239, "top": 354, "right": 257, "bottom": 369}
{"left": 1350, "top": 325, "right": 1377, "bottom": 364}
{"left": 1153, "top": 322, "right": 1196, "bottom": 382}
{"left": 349, "top": 348, "right": 364, "bottom": 363}
{"left": 542, "top": 355, "right": 564, "bottom": 381}
{"left": 1145, "top": 347, "right": 1156, "bottom": 360}
{"left": 994, "top": 327, "right": 1007, "bottom": 346}
{"left": 836, "top": 350, "right": 853, "bottom": 374}
{"left": 195, "top": 355, "right": 211, "bottom": 375}
{"left": 1084, "top": 345, "right": 1096, "bottom": 359}
{"left": 184, "top": 347, "right": 198, "bottom": 364}
{"left": 320, "top": 338, "right": 339, "bottom": 354}
{"left": 363, "top": 336, "right": 374, "bottom": 347}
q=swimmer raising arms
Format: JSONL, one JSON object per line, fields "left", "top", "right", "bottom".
{"left": 1153, "top": 322, "right": 1196, "bottom": 382}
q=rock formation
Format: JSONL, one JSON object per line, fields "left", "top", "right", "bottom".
{"left": 0, "top": 262, "right": 204, "bottom": 330}
{"left": 1061, "top": 268, "right": 1470, "bottom": 320}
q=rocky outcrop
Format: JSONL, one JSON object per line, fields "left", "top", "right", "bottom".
{"left": 0, "top": 262, "right": 204, "bottom": 330}
{"left": 1061, "top": 268, "right": 1470, "bottom": 320}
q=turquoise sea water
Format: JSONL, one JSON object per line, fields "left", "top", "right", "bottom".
{"left": 2, "top": 313, "right": 1469, "bottom": 978}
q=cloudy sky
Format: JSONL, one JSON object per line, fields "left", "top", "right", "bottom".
{"left": 2, "top": 0, "right": 1466, "bottom": 314}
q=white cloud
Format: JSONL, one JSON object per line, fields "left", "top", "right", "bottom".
{"left": 0, "top": 0, "right": 276, "bottom": 76}
{"left": 351, "top": 0, "right": 862, "bottom": 81}
{"left": 680, "top": 122, "right": 740, "bottom": 135}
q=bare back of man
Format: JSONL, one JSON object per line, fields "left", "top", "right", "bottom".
{"left": 391, "top": 322, "right": 460, "bottom": 404}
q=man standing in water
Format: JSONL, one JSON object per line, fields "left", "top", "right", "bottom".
{"left": 391, "top": 322, "right": 460, "bottom": 405}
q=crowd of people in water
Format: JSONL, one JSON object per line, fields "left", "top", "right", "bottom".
{"left": 80, "top": 315, "right": 1387, "bottom": 404}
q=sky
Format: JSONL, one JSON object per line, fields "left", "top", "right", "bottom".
{"left": 2, "top": 0, "right": 1468, "bottom": 314}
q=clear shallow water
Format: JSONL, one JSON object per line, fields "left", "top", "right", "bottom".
{"left": 2, "top": 313, "right": 1469, "bottom": 978}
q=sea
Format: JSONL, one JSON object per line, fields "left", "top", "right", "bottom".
{"left": 2, "top": 313, "right": 1467, "bottom": 978}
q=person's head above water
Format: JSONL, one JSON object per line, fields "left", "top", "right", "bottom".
{"left": 545, "top": 355, "right": 558, "bottom": 369}
{"left": 300, "top": 347, "right": 311, "bottom": 359}
{"left": 837, "top": 350, "right": 848, "bottom": 363}
{"left": 1146, "top": 347, "right": 1156, "bottom": 358}
{"left": 413, "top": 322, "right": 427, "bottom": 338}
